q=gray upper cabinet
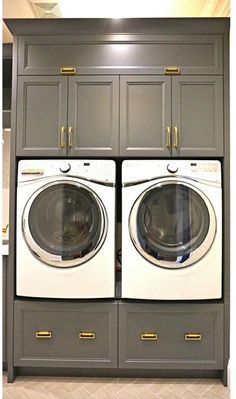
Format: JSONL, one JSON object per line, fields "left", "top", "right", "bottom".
{"left": 172, "top": 76, "right": 224, "bottom": 157}
{"left": 67, "top": 76, "right": 119, "bottom": 156}
{"left": 120, "top": 75, "right": 223, "bottom": 157}
{"left": 18, "top": 34, "right": 223, "bottom": 75}
{"left": 120, "top": 76, "right": 171, "bottom": 156}
{"left": 16, "top": 75, "right": 119, "bottom": 156}
{"left": 16, "top": 76, "right": 68, "bottom": 156}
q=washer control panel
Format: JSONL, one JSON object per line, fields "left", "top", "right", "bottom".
{"left": 18, "top": 160, "right": 116, "bottom": 184}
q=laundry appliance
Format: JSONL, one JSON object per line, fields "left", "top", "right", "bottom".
{"left": 122, "top": 160, "right": 222, "bottom": 300}
{"left": 16, "top": 159, "right": 116, "bottom": 298}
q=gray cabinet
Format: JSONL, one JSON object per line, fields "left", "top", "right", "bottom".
{"left": 68, "top": 76, "right": 119, "bottom": 156}
{"left": 120, "top": 76, "right": 171, "bottom": 156}
{"left": 16, "top": 76, "right": 68, "bottom": 156}
{"left": 120, "top": 75, "right": 223, "bottom": 156}
{"left": 119, "top": 302, "right": 223, "bottom": 369}
{"left": 14, "top": 301, "right": 118, "bottom": 368}
{"left": 18, "top": 34, "right": 223, "bottom": 76}
{"left": 16, "top": 75, "right": 119, "bottom": 156}
{"left": 2, "top": 256, "right": 8, "bottom": 369}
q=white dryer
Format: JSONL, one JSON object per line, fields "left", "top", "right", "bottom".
{"left": 122, "top": 160, "right": 222, "bottom": 300}
{"left": 16, "top": 159, "right": 116, "bottom": 299}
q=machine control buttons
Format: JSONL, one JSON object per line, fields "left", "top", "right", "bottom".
{"left": 59, "top": 163, "right": 71, "bottom": 173}
{"left": 167, "top": 163, "right": 178, "bottom": 174}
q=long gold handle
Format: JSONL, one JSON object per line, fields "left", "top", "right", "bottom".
{"left": 141, "top": 333, "right": 158, "bottom": 341}
{"left": 173, "top": 126, "right": 179, "bottom": 149}
{"left": 79, "top": 332, "right": 96, "bottom": 340}
{"left": 185, "top": 333, "right": 202, "bottom": 341}
{"left": 68, "top": 126, "right": 73, "bottom": 148}
{"left": 166, "top": 126, "right": 171, "bottom": 149}
{"left": 60, "top": 126, "right": 66, "bottom": 148}
{"left": 36, "top": 331, "right": 52, "bottom": 339}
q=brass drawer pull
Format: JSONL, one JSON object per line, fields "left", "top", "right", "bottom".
{"left": 68, "top": 126, "right": 73, "bottom": 148}
{"left": 60, "top": 67, "right": 76, "bottom": 75}
{"left": 173, "top": 126, "right": 179, "bottom": 149}
{"left": 35, "top": 331, "right": 52, "bottom": 339}
{"left": 60, "top": 126, "right": 66, "bottom": 148}
{"left": 79, "top": 332, "right": 96, "bottom": 340}
{"left": 166, "top": 126, "right": 171, "bottom": 149}
{"left": 185, "top": 333, "right": 202, "bottom": 341}
{"left": 141, "top": 333, "right": 158, "bottom": 341}
{"left": 165, "top": 67, "right": 181, "bottom": 75}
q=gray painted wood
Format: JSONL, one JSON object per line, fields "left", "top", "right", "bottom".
{"left": 4, "top": 18, "right": 229, "bottom": 37}
{"left": 7, "top": 36, "right": 18, "bottom": 383}
{"left": 14, "top": 301, "right": 118, "bottom": 368}
{"left": 222, "top": 34, "right": 230, "bottom": 386}
{"left": 172, "top": 75, "right": 224, "bottom": 156}
{"left": 120, "top": 76, "right": 171, "bottom": 156}
{"left": 16, "top": 76, "right": 68, "bottom": 156}
{"left": 17, "top": 35, "right": 223, "bottom": 76}
{"left": 2, "top": 256, "right": 8, "bottom": 368}
{"left": 68, "top": 76, "right": 119, "bottom": 156}
{"left": 119, "top": 303, "right": 224, "bottom": 369}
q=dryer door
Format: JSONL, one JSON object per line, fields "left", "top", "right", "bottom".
{"left": 129, "top": 181, "right": 216, "bottom": 269}
{"left": 23, "top": 180, "right": 107, "bottom": 267}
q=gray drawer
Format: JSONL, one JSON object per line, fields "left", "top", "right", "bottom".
{"left": 18, "top": 35, "right": 222, "bottom": 75}
{"left": 14, "top": 301, "right": 118, "bottom": 368}
{"left": 119, "top": 303, "right": 223, "bottom": 369}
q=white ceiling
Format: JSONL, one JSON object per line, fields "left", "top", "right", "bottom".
{"left": 2, "top": 0, "right": 230, "bottom": 43}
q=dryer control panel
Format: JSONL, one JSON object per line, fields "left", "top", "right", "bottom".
{"left": 122, "top": 160, "right": 221, "bottom": 185}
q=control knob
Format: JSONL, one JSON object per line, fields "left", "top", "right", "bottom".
{"left": 60, "top": 162, "right": 71, "bottom": 173}
{"left": 167, "top": 163, "right": 178, "bottom": 174}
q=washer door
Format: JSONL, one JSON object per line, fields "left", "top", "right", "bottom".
{"left": 23, "top": 180, "right": 107, "bottom": 267}
{"left": 129, "top": 181, "right": 216, "bottom": 269}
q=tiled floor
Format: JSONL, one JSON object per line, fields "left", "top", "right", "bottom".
{"left": 2, "top": 374, "right": 230, "bottom": 399}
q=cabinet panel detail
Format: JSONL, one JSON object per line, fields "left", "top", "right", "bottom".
{"left": 18, "top": 35, "right": 223, "bottom": 75}
{"left": 14, "top": 301, "right": 118, "bottom": 368}
{"left": 119, "top": 303, "right": 223, "bottom": 369}
{"left": 172, "top": 75, "right": 223, "bottom": 156}
{"left": 120, "top": 76, "right": 171, "bottom": 156}
{"left": 16, "top": 76, "right": 68, "bottom": 156}
{"left": 68, "top": 76, "right": 119, "bottom": 156}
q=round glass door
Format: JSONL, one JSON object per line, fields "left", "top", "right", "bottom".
{"left": 23, "top": 180, "right": 107, "bottom": 267}
{"left": 129, "top": 181, "right": 216, "bottom": 269}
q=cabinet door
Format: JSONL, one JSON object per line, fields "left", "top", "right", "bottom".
{"left": 119, "top": 303, "right": 223, "bottom": 369}
{"left": 16, "top": 76, "right": 68, "bottom": 156}
{"left": 172, "top": 76, "right": 223, "bottom": 156}
{"left": 68, "top": 76, "right": 119, "bottom": 156}
{"left": 120, "top": 76, "right": 171, "bottom": 156}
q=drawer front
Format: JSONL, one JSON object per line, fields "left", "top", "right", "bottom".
{"left": 14, "top": 301, "right": 118, "bottom": 368}
{"left": 18, "top": 35, "right": 223, "bottom": 75}
{"left": 119, "top": 303, "right": 223, "bottom": 369}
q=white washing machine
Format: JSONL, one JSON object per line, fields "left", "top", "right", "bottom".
{"left": 122, "top": 160, "right": 222, "bottom": 300}
{"left": 16, "top": 159, "right": 116, "bottom": 299}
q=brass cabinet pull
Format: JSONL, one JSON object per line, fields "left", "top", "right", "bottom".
{"left": 68, "top": 126, "right": 73, "bottom": 148}
{"left": 60, "top": 67, "right": 76, "bottom": 75}
{"left": 165, "top": 67, "right": 181, "bottom": 75}
{"left": 35, "top": 331, "right": 52, "bottom": 339}
{"left": 185, "top": 333, "right": 202, "bottom": 341}
{"left": 141, "top": 333, "right": 158, "bottom": 341}
{"left": 166, "top": 126, "right": 171, "bottom": 149}
{"left": 173, "top": 126, "right": 179, "bottom": 149}
{"left": 60, "top": 126, "right": 66, "bottom": 148}
{"left": 79, "top": 332, "right": 96, "bottom": 340}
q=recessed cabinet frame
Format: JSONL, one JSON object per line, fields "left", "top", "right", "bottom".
{"left": 16, "top": 75, "right": 119, "bottom": 156}
{"left": 120, "top": 75, "right": 223, "bottom": 157}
